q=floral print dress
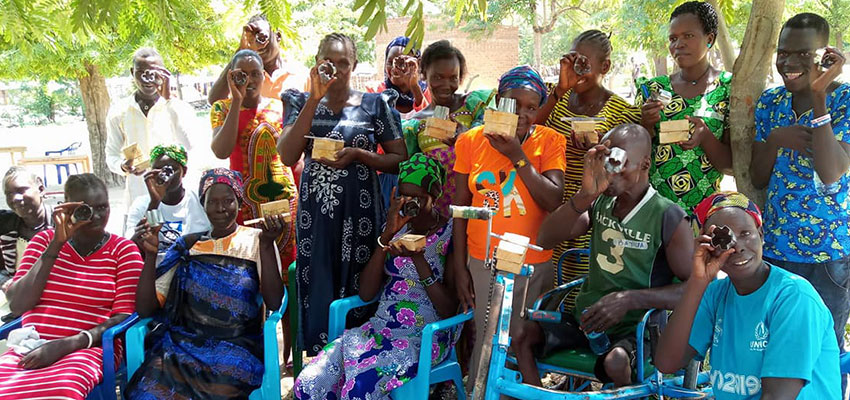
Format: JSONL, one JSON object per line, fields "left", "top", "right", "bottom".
{"left": 294, "top": 220, "right": 457, "bottom": 400}
{"left": 634, "top": 72, "right": 732, "bottom": 212}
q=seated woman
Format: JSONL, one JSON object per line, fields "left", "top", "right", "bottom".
{"left": 124, "top": 168, "right": 285, "bottom": 399}
{"left": 0, "top": 173, "right": 143, "bottom": 400}
{"left": 126, "top": 145, "right": 210, "bottom": 260}
{"left": 402, "top": 40, "right": 495, "bottom": 216}
{"left": 294, "top": 154, "right": 459, "bottom": 400}
{"left": 656, "top": 192, "right": 841, "bottom": 399}
{"left": 1, "top": 167, "right": 54, "bottom": 318}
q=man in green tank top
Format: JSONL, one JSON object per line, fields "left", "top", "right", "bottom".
{"left": 513, "top": 124, "right": 694, "bottom": 387}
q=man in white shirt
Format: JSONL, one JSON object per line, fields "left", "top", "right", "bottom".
{"left": 105, "top": 47, "right": 198, "bottom": 213}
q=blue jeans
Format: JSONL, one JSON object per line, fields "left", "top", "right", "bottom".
{"left": 766, "top": 256, "right": 850, "bottom": 397}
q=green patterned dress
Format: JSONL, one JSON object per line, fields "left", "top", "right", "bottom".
{"left": 634, "top": 72, "right": 731, "bottom": 212}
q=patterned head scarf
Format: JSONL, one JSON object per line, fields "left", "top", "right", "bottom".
{"left": 150, "top": 144, "right": 188, "bottom": 166}
{"left": 694, "top": 191, "right": 763, "bottom": 229}
{"left": 498, "top": 65, "right": 548, "bottom": 106}
{"left": 199, "top": 168, "right": 244, "bottom": 204}
{"left": 385, "top": 36, "right": 421, "bottom": 59}
{"left": 398, "top": 153, "right": 446, "bottom": 199}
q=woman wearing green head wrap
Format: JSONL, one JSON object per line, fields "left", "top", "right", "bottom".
{"left": 125, "top": 144, "right": 210, "bottom": 261}
{"left": 294, "top": 153, "right": 461, "bottom": 399}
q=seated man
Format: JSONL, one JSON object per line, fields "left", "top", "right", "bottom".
{"left": 1, "top": 167, "right": 53, "bottom": 320}
{"left": 513, "top": 124, "right": 694, "bottom": 387}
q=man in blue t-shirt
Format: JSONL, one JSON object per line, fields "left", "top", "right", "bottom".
{"left": 657, "top": 192, "right": 840, "bottom": 400}
{"left": 749, "top": 13, "right": 850, "bottom": 393}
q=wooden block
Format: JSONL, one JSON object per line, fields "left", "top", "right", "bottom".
{"left": 484, "top": 109, "right": 519, "bottom": 137}
{"left": 495, "top": 233, "right": 530, "bottom": 274}
{"left": 121, "top": 143, "right": 143, "bottom": 160}
{"left": 424, "top": 117, "right": 458, "bottom": 140}
{"left": 394, "top": 234, "right": 426, "bottom": 252}
{"left": 260, "top": 199, "right": 292, "bottom": 223}
{"left": 311, "top": 138, "right": 345, "bottom": 161}
{"left": 659, "top": 120, "right": 691, "bottom": 144}
{"left": 571, "top": 120, "right": 597, "bottom": 134}
{"left": 121, "top": 143, "right": 150, "bottom": 170}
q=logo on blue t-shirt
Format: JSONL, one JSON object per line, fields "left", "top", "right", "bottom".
{"left": 711, "top": 370, "right": 761, "bottom": 396}
{"left": 749, "top": 321, "right": 769, "bottom": 352}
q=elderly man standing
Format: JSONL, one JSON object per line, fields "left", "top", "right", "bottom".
{"left": 105, "top": 47, "right": 197, "bottom": 215}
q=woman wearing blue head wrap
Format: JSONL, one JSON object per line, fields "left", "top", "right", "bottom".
{"left": 367, "top": 36, "right": 432, "bottom": 116}
{"left": 450, "top": 64, "right": 567, "bottom": 390}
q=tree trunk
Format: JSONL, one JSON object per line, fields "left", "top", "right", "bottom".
{"left": 79, "top": 62, "right": 122, "bottom": 186}
{"left": 533, "top": 30, "right": 543, "bottom": 70}
{"left": 836, "top": 31, "right": 844, "bottom": 51}
{"left": 729, "top": 0, "right": 785, "bottom": 207}
{"left": 706, "top": 0, "right": 736, "bottom": 71}
{"left": 652, "top": 54, "right": 668, "bottom": 77}
{"left": 175, "top": 72, "right": 184, "bottom": 100}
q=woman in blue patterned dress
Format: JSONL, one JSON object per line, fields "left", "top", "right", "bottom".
{"left": 278, "top": 33, "right": 407, "bottom": 355}
{"left": 125, "top": 168, "right": 286, "bottom": 399}
{"left": 294, "top": 154, "right": 459, "bottom": 400}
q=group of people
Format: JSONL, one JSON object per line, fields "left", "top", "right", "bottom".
{"left": 0, "top": 2, "right": 847, "bottom": 399}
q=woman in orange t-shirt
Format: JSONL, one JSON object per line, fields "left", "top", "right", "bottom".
{"left": 451, "top": 65, "right": 566, "bottom": 386}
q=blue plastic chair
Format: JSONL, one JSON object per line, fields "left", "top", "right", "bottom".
{"left": 0, "top": 313, "right": 139, "bottom": 400}
{"left": 44, "top": 141, "right": 82, "bottom": 185}
{"left": 125, "top": 289, "right": 287, "bottom": 400}
{"left": 328, "top": 294, "right": 473, "bottom": 400}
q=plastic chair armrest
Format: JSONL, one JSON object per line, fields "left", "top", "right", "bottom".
{"left": 126, "top": 316, "right": 154, "bottom": 378}
{"left": 101, "top": 313, "right": 140, "bottom": 398}
{"left": 417, "top": 310, "right": 474, "bottom": 384}
{"left": 0, "top": 317, "right": 23, "bottom": 339}
{"left": 328, "top": 295, "right": 379, "bottom": 341}
{"left": 530, "top": 277, "right": 587, "bottom": 312}
{"left": 259, "top": 291, "right": 287, "bottom": 399}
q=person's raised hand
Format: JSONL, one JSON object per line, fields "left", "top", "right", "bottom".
{"left": 227, "top": 68, "right": 248, "bottom": 104}
{"left": 384, "top": 187, "right": 413, "bottom": 237}
{"left": 692, "top": 226, "right": 734, "bottom": 283}
{"left": 580, "top": 141, "right": 612, "bottom": 198}
{"left": 812, "top": 47, "right": 845, "bottom": 96}
{"left": 150, "top": 66, "right": 172, "bottom": 100}
{"left": 309, "top": 61, "right": 336, "bottom": 100}
{"left": 556, "top": 53, "right": 583, "bottom": 95}
{"left": 143, "top": 169, "right": 168, "bottom": 205}
{"left": 51, "top": 203, "right": 92, "bottom": 244}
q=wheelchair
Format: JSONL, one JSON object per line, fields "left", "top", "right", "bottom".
{"left": 475, "top": 248, "right": 712, "bottom": 400}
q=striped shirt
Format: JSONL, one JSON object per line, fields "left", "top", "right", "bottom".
{"left": 13, "top": 230, "right": 143, "bottom": 339}
{"left": 0, "top": 230, "right": 142, "bottom": 399}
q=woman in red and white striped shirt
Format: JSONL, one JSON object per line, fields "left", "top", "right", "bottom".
{"left": 0, "top": 173, "right": 143, "bottom": 400}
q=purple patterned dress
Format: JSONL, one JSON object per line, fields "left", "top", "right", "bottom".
{"left": 294, "top": 220, "right": 457, "bottom": 400}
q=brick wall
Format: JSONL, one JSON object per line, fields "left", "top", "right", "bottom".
{"left": 372, "top": 18, "right": 519, "bottom": 91}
